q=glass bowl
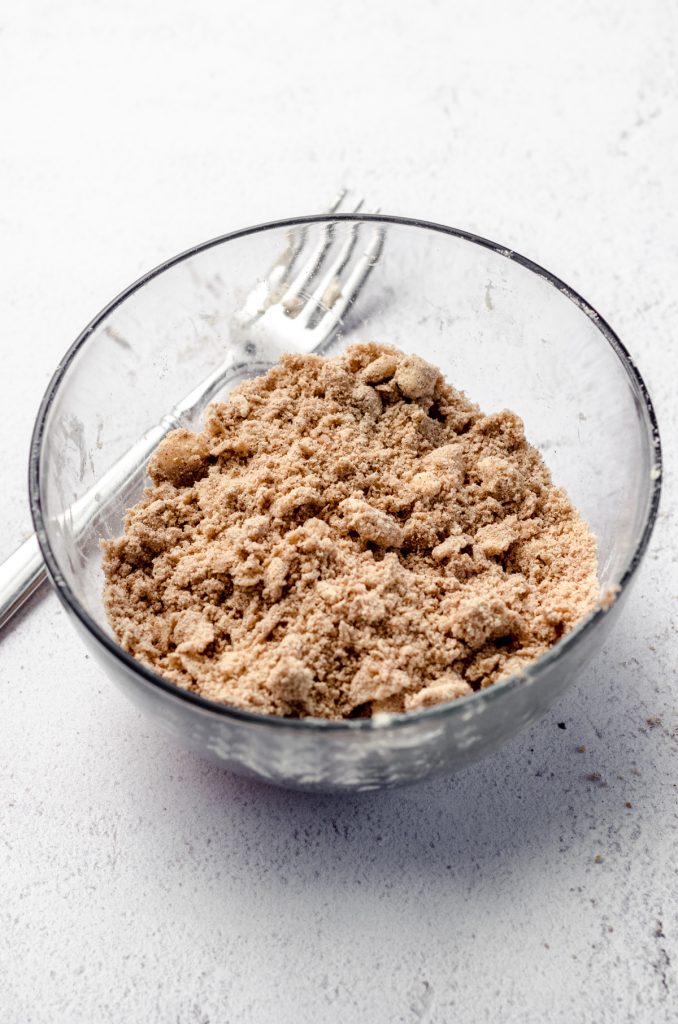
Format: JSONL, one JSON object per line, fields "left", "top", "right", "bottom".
{"left": 29, "top": 215, "right": 661, "bottom": 792}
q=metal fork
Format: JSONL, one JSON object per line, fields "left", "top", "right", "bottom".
{"left": 0, "top": 191, "right": 385, "bottom": 631}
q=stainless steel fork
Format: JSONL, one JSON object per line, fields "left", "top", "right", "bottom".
{"left": 0, "top": 192, "right": 385, "bottom": 631}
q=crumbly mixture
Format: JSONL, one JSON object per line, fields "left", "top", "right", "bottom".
{"left": 102, "top": 343, "right": 598, "bottom": 718}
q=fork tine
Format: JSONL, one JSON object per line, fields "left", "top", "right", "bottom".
{"left": 279, "top": 223, "right": 336, "bottom": 310}
{"left": 281, "top": 194, "right": 365, "bottom": 308}
{"left": 234, "top": 224, "right": 309, "bottom": 323}
{"left": 279, "top": 189, "right": 357, "bottom": 294}
{"left": 311, "top": 220, "right": 385, "bottom": 340}
{"left": 329, "top": 188, "right": 367, "bottom": 215}
{"left": 234, "top": 191, "right": 355, "bottom": 325}
{"left": 293, "top": 220, "right": 363, "bottom": 328}
{"left": 328, "top": 187, "right": 349, "bottom": 213}
{"left": 264, "top": 225, "right": 307, "bottom": 295}
{"left": 281, "top": 186, "right": 354, "bottom": 278}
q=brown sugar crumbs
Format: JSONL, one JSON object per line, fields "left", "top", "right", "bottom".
{"left": 101, "top": 343, "right": 598, "bottom": 719}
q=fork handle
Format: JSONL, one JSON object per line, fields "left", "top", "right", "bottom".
{"left": 0, "top": 535, "right": 46, "bottom": 631}
{"left": 0, "top": 413, "right": 183, "bottom": 635}
{"left": 0, "top": 353, "right": 241, "bottom": 636}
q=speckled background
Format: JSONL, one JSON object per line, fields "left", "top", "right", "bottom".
{"left": 1, "top": 1, "right": 676, "bottom": 1021}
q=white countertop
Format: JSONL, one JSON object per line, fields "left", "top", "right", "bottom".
{"left": 2, "top": 2, "right": 676, "bottom": 1021}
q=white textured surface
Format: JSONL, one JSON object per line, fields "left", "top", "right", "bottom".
{"left": 1, "top": 1, "right": 677, "bottom": 1021}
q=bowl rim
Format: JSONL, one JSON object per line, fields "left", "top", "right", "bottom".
{"left": 29, "top": 213, "right": 663, "bottom": 732}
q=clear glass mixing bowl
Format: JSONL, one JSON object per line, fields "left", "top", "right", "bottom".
{"left": 29, "top": 215, "right": 661, "bottom": 791}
